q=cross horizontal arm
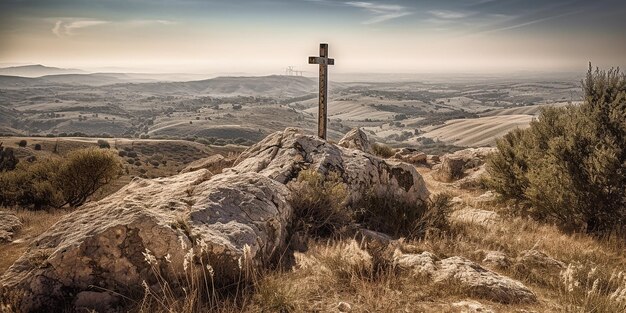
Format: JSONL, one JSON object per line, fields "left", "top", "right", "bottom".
{"left": 308, "top": 56, "right": 335, "bottom": 65}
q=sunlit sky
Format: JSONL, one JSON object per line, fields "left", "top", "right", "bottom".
{"left": 1, "top": 0, "right": 625, "bottom": 74}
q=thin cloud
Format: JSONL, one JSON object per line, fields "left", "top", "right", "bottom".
{"left": 127, "top": 19, "right": 177, "bottom": 26}
{"left": 429, "top": 10, "right": 471, "bottom": 20}
{"left": 345, "top": 1, "right": 412, "bottom": 24}
{"left": 52, "top": 19, "right": 108, "bottom": 37}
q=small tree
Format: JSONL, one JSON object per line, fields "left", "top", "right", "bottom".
{"left": 97, "top": 139, "right": 110, "bottom": 149}
{"left": 487, "top": 65, "right": 626, "bottom": 236}
{"left": 18, "top": 140, "right": 27, "bottom": 147}
{"left": 34, "top": 144, "right": 42, "bottom": 151}
{"left": 55, "top": 148, "right": 120, "bottom": 207}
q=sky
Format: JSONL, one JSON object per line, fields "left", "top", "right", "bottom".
{"left": 1, "top": 0, "right": 625, "bottom": 74}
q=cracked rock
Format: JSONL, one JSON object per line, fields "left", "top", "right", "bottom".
{"left": 0, "top": 170, "right": 292, "bottom": 311}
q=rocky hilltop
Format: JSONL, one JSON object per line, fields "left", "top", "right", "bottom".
{"left": 1, "top": 128, "right": 434, "bottom": 311}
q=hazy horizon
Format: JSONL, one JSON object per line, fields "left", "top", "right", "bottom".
{"left": 1, "top": 0, "right": 625, "bottom": 75}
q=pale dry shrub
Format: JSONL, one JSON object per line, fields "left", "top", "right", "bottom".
{"left": 558, "top": 263, "right": 626, "bottom": 312}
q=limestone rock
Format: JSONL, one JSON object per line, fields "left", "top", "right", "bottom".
{"left": 432, "top": 155, "right": 465, "bottom": 182}
{"left": 516, "top": 250, "right": 565, "bottom": 271}
{"left": 0, "top": 170, "right": 292, "bottom": 311}
{"left": 447, "top": 148, "right": 497, "bottom": 169}
{"left": 394, "top": 251, "right": 536, "bottom": 303}
{"left": 0, "top": 211, "right": 22, "bottom": 243}
{"left": 180, "top": 153, "right": 231, "bottom": 174}
{"left": 393, "top": 148, "right": 427, "bottom": 164}
{"left": 231, "top": 128, "right": 429, "bottom": 204}
{"left": 451, "top": 300, "right": 494, "bottom": 313}
{"left": 426, "top": 154, "right": 440, "bottom": 165}
{"left": 433, "top": 148, "right": 496, "bottom": 182}
{"left": 338, "top": 128, "right": 372, "bottom": 153}
{"left": 454, "top": 164, "right": 487, "bottom": 190}
{"left": 482, "top": 251, "right": 511, "bottom": 269}
{"left": 450, "top": 207, "right": 500, "bottom": 227}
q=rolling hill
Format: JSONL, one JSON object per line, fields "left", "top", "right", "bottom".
{"left": 0, "top": 65, "right": 85, "bottom": 77}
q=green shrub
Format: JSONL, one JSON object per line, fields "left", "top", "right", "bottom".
{"left": 18, "top": 140, "right": 27, "bottom": 147}
{"left": 288, "top": 170, "right": 350, "bottom": 237}
{"left": 34, "top": 144, "right": 42, "bottom": 151}
{"left": 97, "top": 139, "right": 110, "bottom": 149}
{"left": 0, "top": 144, "right": 18, "bottom": 171}
{"left": 0, "top": 148, "right": 121, "bottom": 209}
{"left": 372, "top": 143, "right": 394, "bottom": 158}
{"left": 288, "top": 170, "right": 450, "bottom": 240}
{"left": 354, "top": 187, "right": 428, "bottom": 238}
{"left": 486, "top": 65, "right": 626, "bottom": 236}
{"left": 55, "top": 148, "right": 121, "bottom": 207}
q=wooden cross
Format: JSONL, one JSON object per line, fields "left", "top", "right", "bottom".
{"left": 309, "top": 43, "right": 334, "bottom": 140}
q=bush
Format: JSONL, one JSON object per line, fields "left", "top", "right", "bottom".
{"left": 372, "top": 143, "right": 394, "bottom": 158}
{"left": 55, "top": 148, "right": 120, "bottom": 207}
{"left": 0, "top": 148, "right": 121, "bottom": 209}
{"left": 118, "top": 150, "right": 128, "bottom": 157}
{"left": 288, "top": 170, "right": 451, "bottom": 240}
{"left": 34, "top": 144, "right": 42, "bottom": 151}
{"left": 97, "top": 139, "right": 110, "bottom": 149}
{"left": 288, "top": 170, "right": 350, "bottom": 237}
{"left": 486, "top": 65, "right": 626, "bottom": 236}
{"left": 0, "top": 144, "right": 18, "bottom": 171}
{"left": 18, "top": 140, "right": 27, "bottom": 147}
{"left": 354, "top": 187, "right": 428, "bottom": 238}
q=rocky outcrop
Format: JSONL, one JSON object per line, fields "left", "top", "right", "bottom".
{"left": 432, "top": 148, "right": 496, "bottom": 183}
{"left": 432, "top": 155, "right": 465, "bottom": 182}
{"left": 0, "top": 170, "right": 292, "bottom": 311}
{"left": 394, "top": 251, "right": 536, "bottom": 304}
{"left": 393, "top": 148, "right": 427, "bottom": 165}
{"left": 0, "top": 211, "right": 22, "bottom": 243}
{"left": 1, "top": 128, "right": 432, "bottom": 311}
{"left": 338, "top": 128, "right": 372, "bottom": 153}
{"left": 231, "top": 128, "right": 429, "bottom": 204}
{"left": 180, "top": 153, "right": 232, "bottom": 174}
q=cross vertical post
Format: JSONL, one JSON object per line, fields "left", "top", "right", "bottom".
{"left": 309, "top": 43, "right": 334, "bottom": 140}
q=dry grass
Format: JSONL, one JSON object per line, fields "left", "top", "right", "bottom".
{"left": 0, "top": 207, "right": 66, "bottom": 273}
{"left": 2, "top": 166, "right": 626, "bottom": 312}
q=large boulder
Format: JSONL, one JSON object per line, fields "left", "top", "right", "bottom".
{"left": 230, "top": 128, "right": 429, "bottom": 204}
{"left": 0, "top": 170, "right": 292, "bottom": 311}
{"left": 338, "top": 128, "right": 372, "bottom": 153}
{"left": 432, "top": 148, "right": 496, "bottom": 183}
{"left": 0, "top": 211, "right": 22, "bottom": 243}
{"left": 394, "top": 251, "right": 536, "bottom": 304}
{"left": 432, "top": 155, "right": 465, "bottom": 182}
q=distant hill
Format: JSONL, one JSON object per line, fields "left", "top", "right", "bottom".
{"left": 0, "top": 65, "right": 86, "bottom": 77}
{"left": 107, "top": 75, "right": 319, "bottom": 97}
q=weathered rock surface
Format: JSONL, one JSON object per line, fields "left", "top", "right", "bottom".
{"left": 180, "top": 153, "right": 232, "bottom": 174}
{"left": 432, "top": 148, "right": 496, "bottom": 183}
{"left": 450, "top": 207, "right": 500, "bottom": 227}
{"left": 393, "top": 148, "right": 427, "bottom": 164}
{"left": 515, "top": 250, "right": 565, "bottom": 271}
{"left": 231, "top": 128, "right": 429, "bottom": 204}
{"left": 454, "top": 164, "right": 487, "bottom": 190}
{"left": 338, "top": 128, "right": 372, "bottom": 153}
{"left": 482, "top": 251, "right": 511, "bottom": 269}
{"left": 0, "top": 170, "right": 292, "bottom": 311}
{"left": 0, "top": 211, "right": 22, "bottom": 243}
{"left": 432, "top": 155, "right": 466, "bottom": 182}
{"left": 394, "top": 251, "right": 536, "bottom": 303}
{"left": 451, "top": 300, "right": 494, "bottom": 313}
